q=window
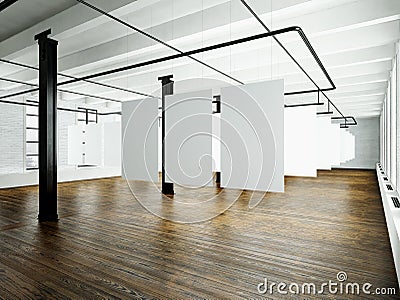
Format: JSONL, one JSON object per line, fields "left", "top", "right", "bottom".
{"left": 386, "top": 82, "right": 391, "bottom": 177}
{"left": 25, "top": 102, "right": 39, "bottom": 170}
{"left": 76, "top": 108, "right": 98, "bottom": 167}
{"left": 397, "top": 52, "right": 400, "bottom": 194}
{"left": 391, "top": 59, "right": 397, "bottom": 188}
{"left": 77, "top": 107, "right": 98, "bottom": 125}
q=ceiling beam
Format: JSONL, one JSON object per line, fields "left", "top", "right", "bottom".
{"left": 268, "top": 0, "right": 400, "bottom": 37}
{"left": 0, "top": 0, "right": 137, "bottom": 58}
{"left": 0, "top": 0, "right": 18, "bottom": 13}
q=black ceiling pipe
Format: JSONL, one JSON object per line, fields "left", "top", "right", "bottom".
{"left": 0, "top": 0, "right": 19, "bottom": 13}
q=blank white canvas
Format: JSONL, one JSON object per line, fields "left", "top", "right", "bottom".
{"left": 104, "top": 122, "right": 121, "bottom": 167}
{"left": 158, "top": 108, "right": 162, "bottom": 172}
{"left": 122, "top": 98, "right": 158, "bottom": 182}
{"left": 221, "top": 80, "right": 284, "bottom": 192}
{"left": 165, "top": 90, "right": 213, "bottom": 187}
{"left": 68, "top": 125, "right": 84, "bottom": 165}
{"left": 284, "top": 106, "right": 317, "bottom": 177}
{"left": 212, "top": 114, "right": 221, "bottom": 172}
{"left": 316, "top": 116, "right": 332, "bottom": 170}
{"left": 85, "top": 124, "right": 103, "bottom": 165}
{"left": 340, "top": 130, "right": 356, "bottom": 163}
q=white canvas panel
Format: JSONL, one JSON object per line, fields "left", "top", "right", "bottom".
{"left": 316, "top": 116, "right": 332, "bottom": 170}
{"left": 67, "top": 125, "right": 84, "bottom": 165}
{"left": 284, "top": 106, "right": 317, "bottom": 177}
{"left": 340, "top": 130, "right": 356, "bottom": 163}
{"left": 122, "top": 98, "right": 158, "bottom": 182}
{"left": 165, "top": 90, "right": 213, "bottom": 187}
{"left": 104, "top": 122, "right": 121, "bottom": 167}
{"left": 158, "top": 108, "right": 162, "bottom": 172}
{"left": 220, "top": 80, "right": 284, "bottom": 192}
{"left": 85, "top": 124, "right": 103, "bottom": 165}
{"left": 212, "top": 114, "right": 221, "bottom": 172}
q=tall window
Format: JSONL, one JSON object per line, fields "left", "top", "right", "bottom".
{"left": 397, "top": 51, "right": 400, "bottom": 194}
{"left": 391, "top": 59, "right": 397, "bottom": 188}
{"left": 25, "top": 101, "right": 39, "bottom": 170}
{"left": 386, "top": 82, "right": 391, "bottom": 178}
{"left": 382, "top": 100, "right": 386, "bottom": 170}
{"left": 76, "top": 108, "right": 98, "bottom": 167}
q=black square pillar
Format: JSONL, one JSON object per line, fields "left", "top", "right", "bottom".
{"left": 158, "top": 75, "right": 174, "bottom": 195}
{"left": 215, "top": 172, "right": 221, "bottom": 185}
{"left": 34, "top": 29, "right": 58, "bottom": 222}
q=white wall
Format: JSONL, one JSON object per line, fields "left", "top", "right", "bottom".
{"left": 316, "top": 116, "right": 332, "bottom": 170}
{"left": 0, "top": 166, "right": 121, "bottom": 189}
{"left": 381, "top": 42, "right": 399, "bottom": 192}
{"left": 0, "top": 103, "right": 24, "bottom": 174}
{"left": 397, "top": 42, "right": 400, "bottom": 194}
{"left": 58, "top": 106, "right": 76, "bottom": 167}
{"left": 339, "top": 117, "right": 379, "bottom": 169}
{"left": 378, "top": 42, "right": 400, "bottom": 287}
{"left": 0, "top": 101, "right": 122, "bottom": 189}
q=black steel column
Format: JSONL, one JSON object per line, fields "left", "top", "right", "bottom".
{"left": 215, "top": 172, "right": 221, "bottom": 185}
{"left": 212, "top": 95, "right": 221, "bottom": 186}
{"left": 158, "top": 75, "right": 174, "bottom": 195}
{"left": 35, "top": 29, "right": 58, "bottom": 222}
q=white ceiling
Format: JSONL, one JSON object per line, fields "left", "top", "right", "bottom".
{"left": 0, "top": 0, "right": 399, "bottom": 118}
{"left": 0, "top": 0, "right": 76, "bottom": 41}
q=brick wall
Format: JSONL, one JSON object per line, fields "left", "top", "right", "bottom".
{"left": 340, "top": 117, "right": 380, "bottom": 169}
{"left": 58, "top": 102, "right": 76, "bottom": 167}
{"left": 0, "top": 103, "right": 24, "bottom": 174}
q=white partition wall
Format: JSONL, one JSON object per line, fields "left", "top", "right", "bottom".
{"left": 85, "top": 124, "right": 103, "bottom": 165}
{"left": 165, "top": 90, "right": 213, "bottom": 187}
{"left": 68, "top": 125, "right": 84, "bottom": 165}
{"left": 316, "top": 116, "right": 332, "bottom": 170}
{"left": 330, "top": 123, "right": 341, "bottom": 166}
{"left": 349, "top": 133, "right": 356, "bottom": 161}
{"left": 212, "top": 114, "right": 221, "bottom": 172}
{"left": 340, "top": 130, "right": 356, "bottom": 163}
{"left": 220, "top": 80, "right": 284, "bottom": 192}
{"left": 284, "top": 106, "right": 317, "bottom": 177}
{"left": 104, "top": 122, "right": 121, "bottom": 167}
{"left": 122, "top": 98, "right": 158, "bottom": 182}
{"left": 68, "top": 124, "right": 102, "bottom": 166}
{"left": 68, "top": 122, "right": 121, "bottom": 167}
{"left": 340, "top": 130, "right": 347, "bottom": 163}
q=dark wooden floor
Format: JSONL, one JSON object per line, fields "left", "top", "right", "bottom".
{"left": 0, "top": 169, "right": 398, "bottom": 299}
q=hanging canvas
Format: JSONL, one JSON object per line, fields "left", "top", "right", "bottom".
{"left": 122, "top": 98, "right": 158, "bottom": 182}
{"left": 284, "top": 106, "right": 317, "bottom": 177}
{"left": 165, "top": 90, "right": 213, "bottom": 188}
{"left": 221, "top": 80, "right": 284, "bottom": 192}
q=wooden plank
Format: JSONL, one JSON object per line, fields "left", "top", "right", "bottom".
{"left": 0, "top": 169, "right": 397, "bottom": 299}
